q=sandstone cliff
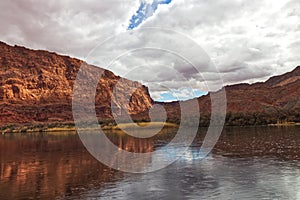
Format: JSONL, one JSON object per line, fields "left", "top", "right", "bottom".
{"left": 1, "top": 41, "right": 299, "bottom": 128}
{"left": 160, "top": 66, "right": 300, "bottom": 126}
{"left": 0, "top": 41, "right": 153, "bottom": 126}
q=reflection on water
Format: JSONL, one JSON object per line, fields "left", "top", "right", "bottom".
{"left": 0, "top": 126, "right": 300, "bottom": 199}
{"left": 0, "top": 133, "right": 116, "bottom": 199}
{"left": 0, "top": 131, "right": 159, "bottom": 199}
{"left": 91, "top": 155, "right": 300, "bottom": 200}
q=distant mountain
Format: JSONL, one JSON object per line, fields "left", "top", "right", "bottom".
{"left": 160, "top": 66, "right": 300, "bottom": 126}
{"left": 221, "top": 66, "right": 300, "bottom": 125}
{"left": 0, "top": 42, "right": 153, "bottom": 127}
{"left": 265, "top": 66, "right": 300, "bottom": 87}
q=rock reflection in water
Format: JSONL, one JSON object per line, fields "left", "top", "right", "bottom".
{"left": 0, "top": 131, "right": 156, "bottom": 199}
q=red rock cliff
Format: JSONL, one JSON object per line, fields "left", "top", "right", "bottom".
{"left": 0, "top": 41, "right": 153, "bottom": 126}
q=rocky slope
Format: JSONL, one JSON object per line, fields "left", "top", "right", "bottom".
{"left": 160, "top": 66, "right": 300, "bottom": 126}
{"left": 0, "top": 41, "right": 299, "bottom": 128}
{"left": 0, "top": 41, "right": 153, "bottom": 127}
{"left": 220, "top": 66, "right": 300, "bottom": 125}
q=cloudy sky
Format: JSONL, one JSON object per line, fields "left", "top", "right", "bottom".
{"left": 0, "top": 0, "right": 299, "bottom": 101}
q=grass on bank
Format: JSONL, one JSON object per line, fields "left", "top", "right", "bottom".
{"left": 0, "top": 122, "right": 178, "bottom": 134}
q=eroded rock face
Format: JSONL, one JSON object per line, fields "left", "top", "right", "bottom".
{"left": 158, "top": 66, "right": 300, "bottom": 126}
{"left": 0, "top": 41, "right": 153, "bottom": 126}
{"left": 223, "top": 66, "right": 300, "bottom": 115}
{"left": 1, "top": 41, "right": 299, "bottom": 127}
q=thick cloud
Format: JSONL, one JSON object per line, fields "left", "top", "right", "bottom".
{"left": 0, "top": 0, "right": 299, "bottom": 100}
{"left": 144, "top": 0, "right": 300, "bottom": 85}
{"left": 0, "top": 0, "right": 139, "bottom": 57}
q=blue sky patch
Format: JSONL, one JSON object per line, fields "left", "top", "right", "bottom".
{"left": 156, "top": 88, "right": 208, "bottom": 102}
{"left": 128, "top": 0, "right": 172, "bottom": 30}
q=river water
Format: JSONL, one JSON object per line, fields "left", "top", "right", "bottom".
{"left": 0, "top": 126, "right": 300, "bottom": 199}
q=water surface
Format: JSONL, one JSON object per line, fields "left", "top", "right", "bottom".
{"left": 0, "top": 126, "right": 300, "bottom": 199}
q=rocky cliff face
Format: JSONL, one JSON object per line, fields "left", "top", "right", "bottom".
{"left": 1, "top": 41, "right": 299, "bottom": 127}
{"left": 158, "top": 66, "right": 300, "bottom": 126}
{"left": 0, "top": 42, "right": 153, "bottom": 126}
{"left": 224, "top": 66, "right": 300, "bottom": 116}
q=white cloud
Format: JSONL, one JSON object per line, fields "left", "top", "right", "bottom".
{"left": 0, "top": 0, "right": 299, "bottom": 100}
{"left": 0, "top": 0, "right": 139, "bottom": 57}
{"left": 142, "top": 0, "right": 300, "bottom": 86}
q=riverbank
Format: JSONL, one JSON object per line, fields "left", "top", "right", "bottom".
{"left": 2, "top": 121, "right": 300, "bottom": 134}
{"left": 0, "top": 122, "right": 178, "bottom": 134}
{"left": 268, "top": 122, "right": 300, "bottom": 126}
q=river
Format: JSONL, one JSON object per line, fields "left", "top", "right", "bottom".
{"left": 0, "top": 126, "right": 300, "bottom": 199}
